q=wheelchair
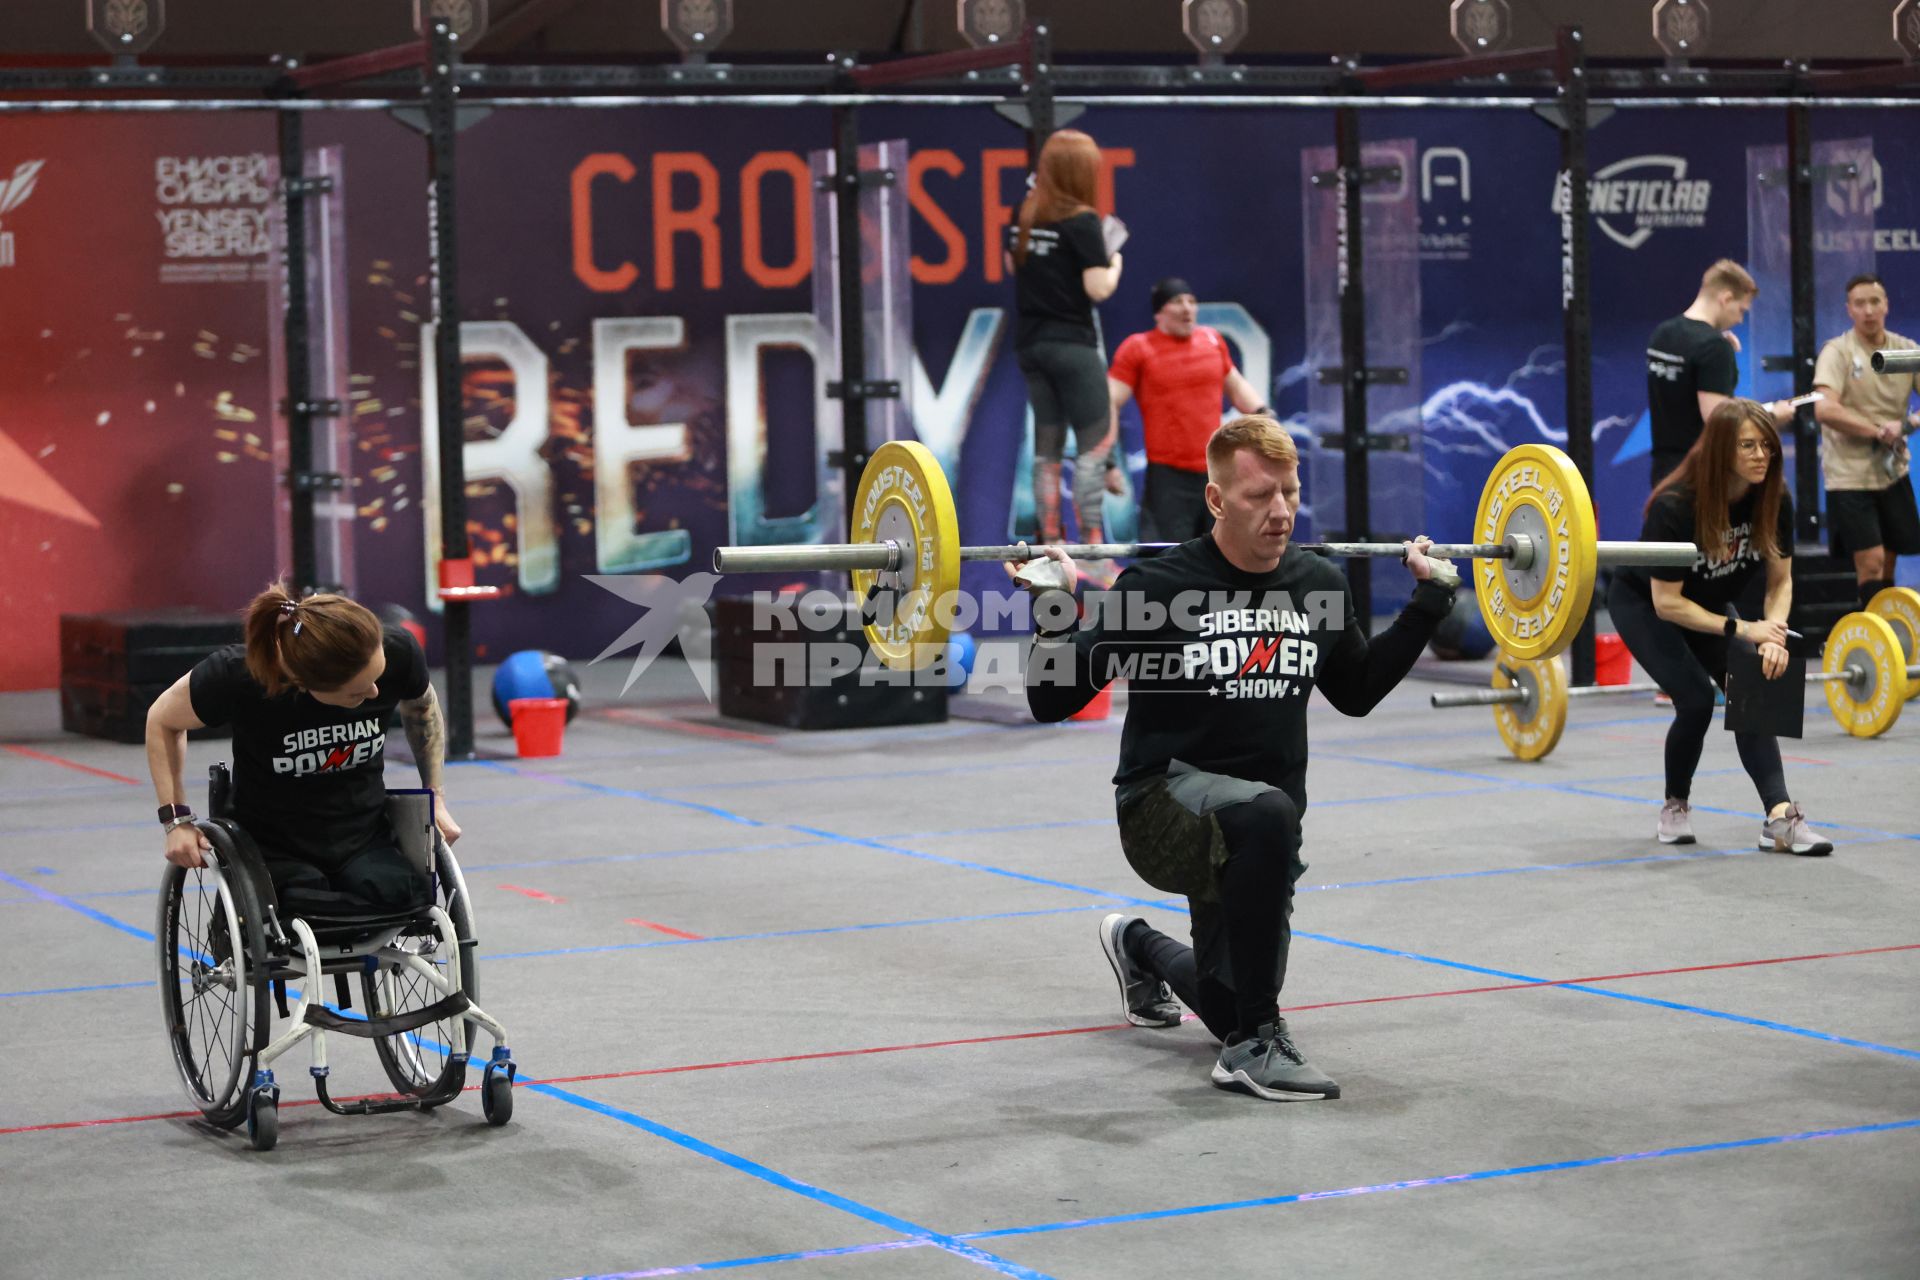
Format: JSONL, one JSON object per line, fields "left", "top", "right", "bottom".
{"left": 156, "top": 764, "right": 516, "bottom": 1151}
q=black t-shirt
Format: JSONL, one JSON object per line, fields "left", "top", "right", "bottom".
{"left": 1615, "top": 487, "right": 1793, "bottom": 614}
{"left": 1006, "top": 210, "right": 1109, "bottom": 349}
{"left": 188, "top": 627, "right": 430, "bottom": 867}
{"left": 1646, "top": 316, "right": 1738, "bottom": 465}
{"left": 1024, "top": 535, "right": 1454, "bottom": 810}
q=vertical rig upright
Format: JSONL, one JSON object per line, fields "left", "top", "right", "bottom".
{"left": 1555, "top": 27, "right": 1597, "bottom": 687}
{"left": 1786, "top": 97, "right": 1821, "bottom": 544}
{"left": 276, "top": 99, "right": 322, "bottom": 597}
{"left": 1334, "top": 102, "right": 1373, "bottom": 617}
{"left": 425, "top": 19, "right": 475, "bottom": 759}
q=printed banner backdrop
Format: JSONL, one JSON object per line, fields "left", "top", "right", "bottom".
{"left": 3, "top": 103, "right": 1919, "bottom": 691}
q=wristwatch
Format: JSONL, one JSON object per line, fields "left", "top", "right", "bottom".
{"left": 157, "top": 803, "right": 192, "bottom": 826}
{"left": 1723, "top": 616, "right": 1739, "bottom": 639}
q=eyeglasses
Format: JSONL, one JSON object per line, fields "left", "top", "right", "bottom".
{"left": 1736, "top": 439, "right": 1776, "bottom": 457}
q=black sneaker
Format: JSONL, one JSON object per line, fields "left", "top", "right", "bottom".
{"left": 1098, "top": 914, "right": 1183, "bottom": 1028}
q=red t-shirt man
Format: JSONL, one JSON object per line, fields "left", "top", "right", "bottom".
{"left": 1108, "top": 277, "right": 1267, "bottom": 542}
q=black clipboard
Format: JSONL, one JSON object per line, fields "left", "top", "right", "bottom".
{"left": 1722, "top": 635, "right": 1805, "bottom": 739}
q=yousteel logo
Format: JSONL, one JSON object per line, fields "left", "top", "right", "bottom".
{"left": 1551, "top": 154, "right": 1711, "bottom": 250}
{"left": 1826, "top": 155, "right": 1883, "bottom": 217}
{"left": 0, "top": 160, "right": 45, "bottom": 269}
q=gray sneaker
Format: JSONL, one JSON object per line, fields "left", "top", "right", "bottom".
{"left": 1098, "top": 914, "right": 1182, "bottom": 1028}
{"left": 1210, "top": 1018, "right": 1340, "bottom": 1101}
{"left": 1657, "top": 799, "right": 1695, "bottom": 845}
{"left": 1760, "top": 804, "right": 1833, "bottom": 856}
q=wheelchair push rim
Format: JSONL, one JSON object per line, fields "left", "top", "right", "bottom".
{"left": 156, "top": 850, "right": 266, "bottom": 1126}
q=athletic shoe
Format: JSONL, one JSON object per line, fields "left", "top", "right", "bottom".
{"left": 1657, "top": 799, "right": 1695, "bottom": 845}
{"left": 1653, "top": 691, "right": 1673, "bottom": 707}
{"left": 1098, "top": 914, "right": 1182, "bottom": 1028}
{"left": 1211, "top": 1018, "right": 1340, "bottom": 1101}
{"left": 1760, "top": 804, "right": 1834, "bottom": 856}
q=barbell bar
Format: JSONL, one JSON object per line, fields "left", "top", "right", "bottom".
{"left": 1432, "top": 609, "right": 1920, "bottom": 762}
{"left": 711, "top": 535, "right": 1694, "bottom": 576}
{"left": 709, "top": 439, "right": 1700, "bottom": 670}
{"left": 1430, "top": 663, "right": 1897, "bottom": 709}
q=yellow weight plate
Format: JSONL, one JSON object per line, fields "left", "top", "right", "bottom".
{"left": 1472, "top": 444, "right": 1599, "bottom": 662}
{"left": 1822, "top": 610, "right": 1908, "bottom": 739}
{"left": 1866, "top": 586, "right": 1920, "bottom": 702}
{"left": 851, "top": 441, "right": 960, "bottom": 671}
{"left": 1492, "top": 653, "right": 1568, "bottom": 762}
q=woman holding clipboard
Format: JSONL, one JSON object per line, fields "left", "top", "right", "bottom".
{"left": 1605, "top": 398, "right": 1834, "bottom": 855}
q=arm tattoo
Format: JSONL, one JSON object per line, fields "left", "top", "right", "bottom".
{"left": 400, "top": 684, "right": 447, "bottom": 791}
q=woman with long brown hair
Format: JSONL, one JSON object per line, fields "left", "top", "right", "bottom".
{"left": 145, "top": 582, "right": 461, "bottom": 912}
{"left": 1605, "top": 398, "right": 1831, "bottom": 854}
{"left": 1006, "top": 128, "right": 1124, "bottom": 545}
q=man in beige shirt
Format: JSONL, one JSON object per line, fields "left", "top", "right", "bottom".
{"left": 1812, "top": 273, "right": 1920, "bottom": 605}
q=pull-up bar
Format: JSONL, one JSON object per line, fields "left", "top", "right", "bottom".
{"left": 283, "top": 35, "right": 429, "bottom": 93}
{"left": 848, "top": 35, "right": 1034, "bottom": 90}
{"left": 1352, "top": 44, "right": 1560, "bottom": 93}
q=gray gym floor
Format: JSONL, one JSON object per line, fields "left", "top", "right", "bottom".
{"left": 2, "top": 639, "right": 1917, "bottom": 1280}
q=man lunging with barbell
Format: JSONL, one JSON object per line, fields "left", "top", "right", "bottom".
{"left": 1007, "top": 415, "right": 1459, "bottom": 1101}
{"left": 1605, "top": 399, "right": 1833, "bottom": 855}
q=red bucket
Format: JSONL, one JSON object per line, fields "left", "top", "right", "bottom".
{"left": 509, "top": 697, "right": 569, "bottom": 758}
{"left": 1069, "top": 683, "right": 1114, "bottom": 722}
{"left": 1594, "top": 633, "right": 1630, "bottom": 686}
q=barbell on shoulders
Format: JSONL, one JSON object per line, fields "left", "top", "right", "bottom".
{"left": 710, "top": 440, "right": 1699, "bottom": 671}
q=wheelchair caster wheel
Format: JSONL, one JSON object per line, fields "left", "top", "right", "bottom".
{"left": 247, "top": 1091, "right": 279, "bottom": 1152}
{"left": 481, "top": 1063, "right": 514, "bottom": 1127}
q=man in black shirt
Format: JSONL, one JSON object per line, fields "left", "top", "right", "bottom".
{"left": 1010, "top": 416, "right": 1458, "bottom": 1101}
{"left": 1646, "top": 259, "right": 1793, "bottom": 485}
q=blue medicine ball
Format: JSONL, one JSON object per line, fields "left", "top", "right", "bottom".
{"left": 944, "top": 632, "right": 978, "bottom": 690}
{"left": 1455, "top": 602, "right": 1495, "bottom": 660}
{"left": 1429, "top": 594, "right": 1496, "bottom": 661}
{"left": 491, "top": 650, "right": 582, "bottom": 727}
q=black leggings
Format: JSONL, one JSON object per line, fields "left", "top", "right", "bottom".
{"left": 1016, "top": 339, "right": 1113, "bottom": 543}
{"left": 1606, "top": 579, "right": 1789, "bottom": 812}
{"left": 1126, "top": 789, "right": 1304, "bottom": 1043}
{"left": 263, "top": 843, "right": 430, "bottom": 917}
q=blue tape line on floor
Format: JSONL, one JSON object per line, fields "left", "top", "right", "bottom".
{"left": 525, "top": 1081, "right": 1056, "bottom": 1280}
{"left": 573, "top": 1240, "right": 928, "bottom": 1278}
{"left": 1301, "top": 930, "right": 1920, "bottom": 1061}
{"left": 598, "top": 1117, "right": 1920, "bottom": 1273}
{"left": 1316, "top": 748, "right": 1920, "bottom": 844}
{"left": 0, "top": 869, "right": 152, "bottom": 942}
{"left": 1300, "top": 844, "right": 1763, "bottom": 891}
{"left": 957, "top": 1117, "right": 1920, "bottom": 1242}
{"left": 471, "top": 761, "right": 765, "bottom": 827}
{"left": 0, "top": 979, "right": 151, "bottom": 999}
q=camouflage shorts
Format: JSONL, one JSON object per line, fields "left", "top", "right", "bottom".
{"left": 1115, "top": 760, "right": 1280, "bottom": 903}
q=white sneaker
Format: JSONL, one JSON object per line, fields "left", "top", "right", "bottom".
{"left": 1657, "top": 799, "right": 1695, "bottom": 845}
{"left": 1760, "top": 804, "right": 1833, "bottom": 856}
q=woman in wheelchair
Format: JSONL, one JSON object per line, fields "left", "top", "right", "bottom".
{"left": 145, "top": 584, "right": 511, "bottom": 1150}
{"left": 147, "top": 583, "right": 460, "bottom": 904}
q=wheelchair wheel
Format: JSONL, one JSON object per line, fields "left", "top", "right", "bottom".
{"left": 157, "top": 851, "right": 270, "bottom": 1129}
{"left": 365, "top": 838, "right": 479, "bottom": 1099}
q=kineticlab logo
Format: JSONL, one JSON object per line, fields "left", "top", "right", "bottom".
{"left": 0, "top": 160, "right": 46, "bottom": 269}
{"left": 1551, "top": 154, "right": 1711, "bottom": 250}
